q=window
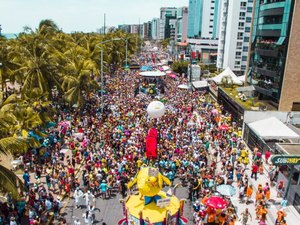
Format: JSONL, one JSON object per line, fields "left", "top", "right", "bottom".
{"left": 240, "top": 2, "right": 247, "bottom": 7}
{"left": 241, "top": 65, "right": 247, "bottom": 70}
{"left": 245, "top": 27, "right": 251, "bottom": 32}
{"left": 243, "top": 46, "right": 249, "bottom": 52}
{"left": 242, "top": 56, "right": 248, "bottom": 61}
{"left": 240, "top": 12, "right": 246, "bottom": 17}
{"left": 246, "top": 17, "right": 252, "bottom": 23}
{"left": 237, "top": 32, "right": 244, "bottom": 40}
{"left": 247, "top": 7, "right": 253, "bottom": 12}
{"left": 239, "top": 22, "right": 244, "bottom": 27}
{"left": 236, "top": 52, "right": 242, "bottom": 56}
{"left": 244, "top": 37, "right": 250, "bottom": 42}
{"left": 235, "top": 61, "right": 241, "bottom": 65}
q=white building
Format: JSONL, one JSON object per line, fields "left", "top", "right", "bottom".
{"left": 175, "top": 7, "right": 189, "bottom": 43}
{"left": 151, "top": 18, "right": 160, "bottom": 40}
{"left": 159, "top": 7, "right": 177, "bottom": 40}
{"left": 217, "top": 0, "right": 253, "bottom": 75}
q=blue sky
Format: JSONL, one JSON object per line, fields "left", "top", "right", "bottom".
{"left": 0, "top": 0, "right": 188, "bottom": 33}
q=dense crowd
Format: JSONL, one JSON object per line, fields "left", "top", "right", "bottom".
{"left": 0, "top": 58, "right": 287, "bottom": 225}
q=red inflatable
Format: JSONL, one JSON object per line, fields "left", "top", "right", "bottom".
{"left": 146, "top": 128, "right": 158, "bottom": 160}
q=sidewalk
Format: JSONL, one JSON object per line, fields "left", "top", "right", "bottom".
{"left": 225, "top": 154, "right": 300, "bottom": 225}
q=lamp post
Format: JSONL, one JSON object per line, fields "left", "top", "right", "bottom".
{"left": 98, "top": 38, "right": 121, "bottom": 114}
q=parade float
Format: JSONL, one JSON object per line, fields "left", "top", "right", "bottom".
{"left": 118, "top": 166, "right": 188, "bottom": 225}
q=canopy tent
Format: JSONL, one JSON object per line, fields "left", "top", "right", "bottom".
{"left": 248, "top": 117, "right": 300, "bottom": 140}
{"left": 237, "top": 75, "right": 245, "bottom": 83}
{"left": 178, "top": 84, "right": 189, "bottom": 89}
{"left": 162, "top": 65, "right": 170, "bottom": 71}
{"left": 192, "top": 81, "right": 209, "bottom": 89}
{"left": 210, "top": 67, "right": 243, "bottom": 85}
{"left": 139, "top": 71, "right": 166, "bottom": 77}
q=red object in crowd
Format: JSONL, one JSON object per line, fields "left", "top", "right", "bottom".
{"left": 219, "top": 124, "right": 230, "bottom": 131}
{"left": 204, "top": 196, "right": 228, "bottom": 209}
{"left": 252, "top": 164, "right": 258, "bottom": 173}
{"left": 191, "top": 51, "right": 197, "bottom": 59}
{"left": 146, "top": 128, "right": 158, "bottom": 160}
{"left": 265, "top": 151, "right": 271, "bottom": 160}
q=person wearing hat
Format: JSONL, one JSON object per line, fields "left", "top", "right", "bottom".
{"left": 99, "top": 180, "right": 108, "bottom": 199}
{"left": 83, "top": 190, "right": 95, "bottom": 207}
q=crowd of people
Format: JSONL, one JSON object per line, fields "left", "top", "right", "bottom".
{"left": 0, "top": 54, "right": 288, "bottom": 225}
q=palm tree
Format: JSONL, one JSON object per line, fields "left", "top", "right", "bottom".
{"left": 60, "top": 45, "right": 99, "bottom": 108}
{"left": 9, "top": 32, "right": 60, "bottom": 97}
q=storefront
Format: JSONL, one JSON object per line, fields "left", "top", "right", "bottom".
{"left": 272, "top": 144, "right": 300, "bottom": 211}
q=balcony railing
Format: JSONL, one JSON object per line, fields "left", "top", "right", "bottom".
{"left": 255, "top": 48, "right": 278, "bottom": 57}
{"left": 252, "top": 65, "right": 280, "bottom": 78}
{"left": 253, "top": 85, "right": 273, "bottom": 97}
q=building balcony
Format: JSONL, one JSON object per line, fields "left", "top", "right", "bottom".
{"left": 253, "top": 85, "right": 273, "bottom": 97}
{"left": 255, "top": 48, "right": 278, "bottom": 57}
{"left": 252, "top": 65, "right": 280, "bottom": 78}
{"left": 258, "top": 23, "right": 282, "bottom": 30}
{"left": 260, "top": 1, "right": 285, "bottom": 11}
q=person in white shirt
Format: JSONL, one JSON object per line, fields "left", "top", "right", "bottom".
{"left": 83, "top": 190, "right": 95, "bottom": 208}
{"left": 73, "top": 187, "right": 84, "bottom": 209}
{"left": 82, "top": 210, "right": 93, "bottom": 225}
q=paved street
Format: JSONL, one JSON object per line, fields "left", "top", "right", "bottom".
{"left": 61, "top": 181, "right": 194, "bottom": 225}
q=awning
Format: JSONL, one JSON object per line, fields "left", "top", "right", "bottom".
{"left": 248, "top": 117, "right": 300, "bottom": 140}
{"left": 277, "top": 37, "right": 285, "bottom": 45}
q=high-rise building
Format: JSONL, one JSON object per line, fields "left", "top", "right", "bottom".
{"left": 187, "top": 0, "right": 221, "bottom": 64}
{"left": 247, "top": 0, "right": 300, "bottom": 111}
{"left": 159, "top": 7, "right": 177, "bottom": 40}
{"left": 187, "top": 0, "right": 221, "bottom": 39}
{"left": 175, "top": 7, "right": 189, "bottom": 43}
{"left": 151, "top": 18, "right": 160, "bottom": 40}
{"left": 217, "top": 0, "right": 254, "bottom": 75}
{"left": 142, "top": 22, "right": 152, "bottom": 40}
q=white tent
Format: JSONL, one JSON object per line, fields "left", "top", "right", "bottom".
{"left": 211, "top": 67, "right": 243, "bottom": 85}
{"left": 248, "top": 117, "right": 300, "bottom": 140}
{"left": 192, "top": 81, "right": 209, "bottom": 89}
{"left": 178, "top": 84, "right": 189, "bottom": 89}
{"left": 237, "top": 75, "right": 245, "bottom": 83}
{"left": 139, "top": 71, "right": 166, "bottom": 77}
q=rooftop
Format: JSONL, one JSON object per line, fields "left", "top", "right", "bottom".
{"left": 276, "top": 143, "right": 300, "bottom": 155}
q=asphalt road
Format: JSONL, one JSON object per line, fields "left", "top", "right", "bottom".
{"left": 60, "top": 179, "right": 194, "bottom": 225}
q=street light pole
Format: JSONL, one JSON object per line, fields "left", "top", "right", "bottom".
{"left": 100, "top": 49, "right": 104, "bottom": 114}
{"left": 98, "top": 38, "right": 122, "bottom": 114}
{"left": 125, "top": 39, "right": 128, "bottom": 68}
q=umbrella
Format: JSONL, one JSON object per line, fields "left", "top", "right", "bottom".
{"left": 168, "top": 73, "right": 177, "bottom": 79}
{"left": 216, "top": 184, "right": 236, "bottom": 196}
{"left": 219, "top": 124, "right": 230, "bottom": 131}
{"left": 204, "top": 196, "right": 228, "bottom": 209}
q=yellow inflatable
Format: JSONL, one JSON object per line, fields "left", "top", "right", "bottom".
{"left": 127, "top": 166, "right": 171, "bottom": 197}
